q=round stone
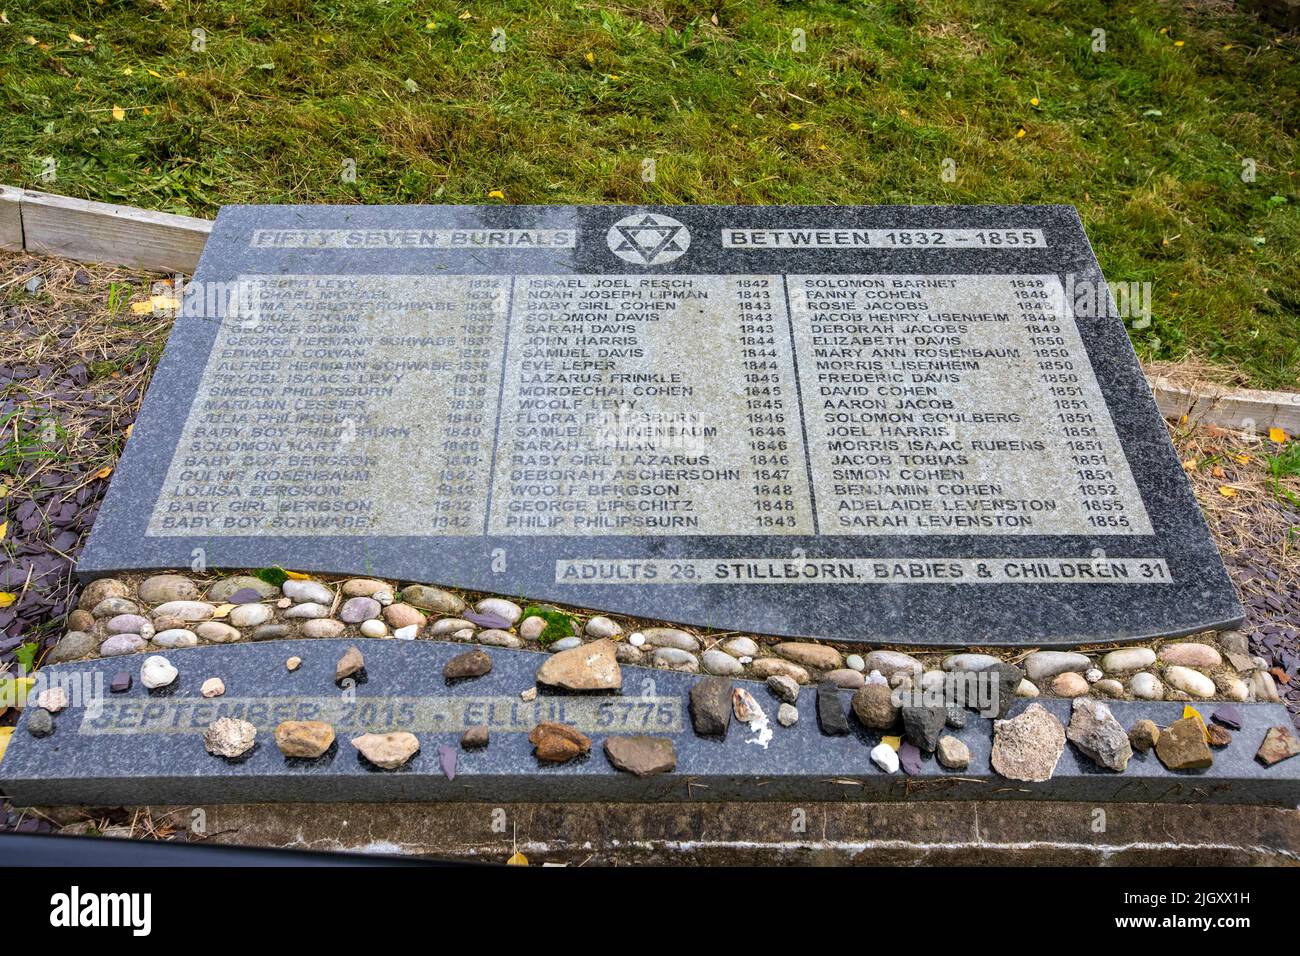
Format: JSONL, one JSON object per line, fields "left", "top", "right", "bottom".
{"left": 229, "top": 603, "right": 273, "bottom": 628}
{"left": 252, "top": 624, "right": 292, "bottom": 641}
{"left": 301, "top": 619, "right": 346, "bottom": 638}
{"left": 1051, "top": 672, "right": 1090, "bottom": 697}
{"left": 153, "top": 628, "right": 199, "bottom": 648}
{"left": 430, "top": 618, "right": 473, "bottom": 637}
{"left": 393, "top": 624, "right": 418, "bottom": 640}
{"left": 478, "top": 629, "right": 521, "bottom": 648}
{"left": 195, "top": 621, "right": 241, "bottom": 643}
{"left": 47, "top": 631, "right": 97, "bottom": 663}
{"left": 360, "top": 619, "right": 388, "bottom": 638}
{"left": 107, "top": 613, "right": 151, "bottom": 635}
{"left": 851, "top": 684, "right": 899, "bottom": 729}
{"left": 100, "top": 634, "right": 147, "bottom": 657}
{"left": 774, "top": 642, "right": 841, "bottom": 671}
{"left": 67, "top": 609, "right": 94, "bottom": 632}
{"left": 37, "top": 687, "right": 69, "bottom": 712}
{"left": 777, "top": 703, "right": 799, "bottom": 727}
{"left": 207, "top": 575, "right": 280, "bottom": 602}
{"left": 871, "top": 743, "right": 900, "bottom": 773}
{"left": 201, "top": 677, "right": 225, "bottom": 698}
{"left": 77, "top": 577, "right": 130, "bottom": 610}
{"left": 1159, "top": 643, "right": 1222, "bottom": 669}
{"left": 92, "top": 598, "right": 140, "bottom": 618}
{"left": 1016, "top": 679, "right": 1039, "bottom": 698}
{"left": 1129, "top": 672, "right": 1164, "bottom": 700}
{"left": 138, "top": 574, "right": 198, "bottom": 605}
{"left": 942, "top": 653, "right": 1001, "bottom": 672}
{"left": 286, "top": 657, "right": 302, "bottom": 671}
{"left": 862, "top": 650, "right": 922, "bottom": 678}
{"left": 475, "top": 598, "right": 522, "bottom": 625}
{"left": 1094, "top": 678, "right": 1124, "bottom": 697}
{"left": 342, "top": 578, "right": 389, "bottom": 597}
{"left": 702, "top": 649, "right": 743, "bottom": 676}
{"left": 519, "top": 616, "right": 548, "bottom": 641}
{"left": 1024, "top": 651, "right": 1091, "bottom": 682}
{"left": 151, "top": 600, "right": 215, "bottom": 622}
{"left": 767, "top": 675, "right": 800, "bottom": 704}
{"left": 548, "top": 636, "right": 583, "bottom": 653}
{"left": 584, "top": 616, "right": 622, "bottom": 639}
{"left": 140, "top": 655, "right": 178, "bottom": 689}
{"left": 1085, "top": 667, "right": 1103, "bottom": 683}
{"left": 628, "top": 633, "right": 645, "bottom": 647}
{"left": 651, "top": 647, "right": 699, "bottom": 672}
{"left": 750, "top": 657, "right": 810, "bottom": 684}
{"left": 281, "top": 579, "right": 334, "bottom": 605}
{"left": 825, "top": 668, "right": 865, "bottom": 689}
{"left": 339, "top": 597, "right": 381, "bottom": 623}
{"left": 845, "top": 654, "right": 865, "bottom": 672}
{"left": 641, "top": 628, "right": 700, "bottom": 652}
{"left": 1163, "top": 665, "right": 1215, "bottom": 698}
{"left": 721, "top": 637, "right": 759, "bottom": 659}
{"left": 400, "top": 585, "right": 465, "bottom": 614}
{"left": 284, "top": 602, "right": 329, "bottom": 619}
{"left": 1101, "top": 648, "right": 1156, "bottom": 673}
{"left": 27, "top": 709, "right": 53, "bottom": 738}
{"left": 383, "top": 603, "right": 426, "bottom": 629}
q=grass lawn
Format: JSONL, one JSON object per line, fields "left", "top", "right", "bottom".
{"left": 1, "top": 0, "right": 1296, "bottom": 387}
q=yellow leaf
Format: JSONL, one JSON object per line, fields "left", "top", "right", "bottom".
{"left": 0, "top": 592, "right": 15, "bottom": 608}
{"left": 24, "top": 35, "right": 36, "bottom": 45}
{"left": 1234, "top": 454, "right": 1251, "bottom": 464}
{"left": 1173, "top": 40, "right": 1184, "bottom": 47}
{"left": 148, "top": 69, "right": 162, "bottom": 78}
{"left": 282, "top": 570, "right": 311, "bottom": 581}
{"left": 1181, "top": 458, "right": 1197, "bottom": 471}
{"left": 584, "top": 52, "right": 594, "bottom": 64}
{"left": 881, "top": 735, "right": 901, "bottom": 751}
{"left": 211, "top": 603, "right": 235, "bottom": 619}
{"left": 122, "top": 66, "right": 133, "bottom": 75}
{"left": 1217, "top": 485, "right": 1237, "bottom": 498}
{"left": 458, "top": 11, "right": 472, "bottom": 20}
{"left": 487, "top": 189, "right": 505, "bottom": 200}
{"left": 1269, "top": 427, "right": 1288, "bottom": 444}
{"left": 1182, "top": 706, "right": 1209, "bottom": 742}
{"left": 0, "top": 677, "right": 32, "bottom": 709}
{"left": 1015, "top": 126, "right": 1026, "bottom": 138}
{"left": 0, "top": 484, "right": 8, "bottom": 499}
{"left": 506, "top": 851, "right": 528, "bottom": 866}
{"left": 93, "top": 465, "right": 113, "bottom": 480}
{"left": 112, "top": 105, "right": 125, "bottom": 121}
{"left": 0, "top": 727, "right": 13, "bottom": 764}
{"left": 69, "top": 31, "right": 86, "bottom": 43}
{"left": 0, "top": 522, "right": 5, "bottom": 541}
{"left": 131, "top": 300, "right": 154, "bottom": 313}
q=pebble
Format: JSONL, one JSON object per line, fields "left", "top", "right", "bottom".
{"left": 1024, "top": 651, "right": 1091, "bottom": 682}
{"left": 749, "top": 657, "right": 810, "bottom": 684}
{"left": 451, "top": 628, "right": 475, "bottom": 643}
{"left": 286, "top": 657, "right": 302, "bottom": 671}
{"left": 204, "top": 718, "right": 256, "bottom": 758}
{"left": 152, "top": 628, "right": 199, "bottom": 648}
{"left": 351, "top": 732, "right": 420, "bottom": 769}
{"left": 27, "top": 709, "right": 53, "bottom": 738}
{"left": 1066, "top": 698, "right": 1132, "bottom": 772}
{"left": 871, "top": 743, "right": 900, "bottom": 774}
{"left": 275, "top": 721, "right": 335, "bottom": 758}
{"left": 196, "top": 622, "right": 241, "bottom": 643}
{"left": 548, "top": 636, "right": 583, "bottom": 653}
{"left": 342, "top": 578, "right": 389, "bottom": 597}
{"left": 603, "top": 736, "right": 677, "bottom": 776}
{"left": 851, "top": 683, "right": 899, "bottom": 729}
{"left": 339, "top": 597, "right": 381, "bottom": 623}
{"left": 520, "top": 687, "right": 537, "bottom": 702}
{"left": 1084, "top": 668, "right": 1103, "bottom": 683}
{"left": 825, "top": 668, "right": 864, "bottom": 689}
{"left": 865, "top": 670, "right": 888, "bottom": 686}
{"left": 1215, "top": 674, "right": 1249, "bottom": 702}
{"left": 536, "top": 639, "right": 621, "bottom": 691}
{"left": 614, "top": 643, "right": 643, "bottom": 664}
{"left": 444, "top": 649, "right": 492, "bottom": 680}
{"left": 252, "top": 624, "right": 291, "bottom": 641}
{"left": 37, "top": 687, "right": 69, "bottom": 713}
{"left": 942, "top": 653, "right": 1001, "bottom": 672}
{"left": 652, "top": 647, "right": 699, "bottom": 672}
{"left": 1159, "top": 643, "right": 1222, "bottom": 669}
{"left": 67, "top": 609, "right": 94, "bottom": 632}
{"left": 382, "top": 603, "right": 426, "bottom": 630}
{"left": 140, "top": 655, "right": 177, "bottom": 689}
{"left": 1163, "top": 665, "right": 1215, "bottom": 698}
{"left": 1101, "top": 647, "right": 1155, "bottom": 673}
{"left": 92, "top": 598, "right": 140, "bottom": 618}
{"left": 335, "top": 646, "right": 365, "bottom": 682}
{"left": 229, "top": 603, "right": 273, "bottom": 628}
{"left": 281, "top": 580, "right": 334, "bottom": 605}
{"left": 110, "top": 672, "right": 132, "bottom": 693}
{"left": 284, "top": 602, "right": 329, "bottom": 619}
{"left": 519, "top": 617, "right": 548, "bottom": 641}
{"left": 1217, "top": 630, "right": 1249, "bottom": 657}
{"left": 478, "top": 628, "right": 521, "bottom": 648}
{"left": 138, "top": 574, "right": 198, "bottom": 604}
{"left": 301, "top": 619, "right": 346, "bottom": 638}
{"left": 936, "top": 736, "right": 971, "bottom": 770}
{"left": 1016, "top": 679, "right": 1039, "bottom": 698}
{"left": 1129, "top": 672, "right": 1164, "bottom": 700}
{"left": 208, "top": 576, "right": 280, "bottom": 601}
{"left": 863, "top": 650, "right": 922, "bottom": 677}
{"left": 529, "top": 722, "right": 590, "bottom": 764}
{"left": 475, "top": 598, "right": 522, "bottom": 625}
{"left": 100, "top": 634, "right": 147, "bottom": 656}
{"left": 767, "top": 675, "right": 800, "bottom": 704}
{"left": 775, "top": 642, "right": 842, "bottom": 671}
{"left": 1051, "top": 672, "right": 1090, "bottom": 697}
{"left": 1094, "top": 678, "right": 1124, "bottom": 697}
{"left": 393, "top": 624, "right": 418, "bottom": 640}
{"left": 47, "top": 632, "right": 97, "bottom": 663}
{"left": 107, "top": 614, "right": 151, "bottom": 636}
{"left": 817, "top": 683, "right": 852, "bottom": 735}
{"left": 721, "top": 637, "right": 759, "bottom": 658}
{"left": 845, "top": 654, "right": 865, "bottom": 672}
{"left": 628, "top": 632, "right": 645, "bottom": 647}
{"left": 201, "top": 677, "right": 225, "bottom": 698}
{"left": 584, "top": 616, "right": 622, "bottom": 639}
{"left": 902, "top": 704, "right": 946, "bottom": 751}
{"left": 401, "top": 585, "right": 465, "bottom": 614}
{"left": 991, "top": 703, "right": 1066, "bottom": 782}
{"left": 702, "top": 648, "right": 743, "bottom": 676}
{"left": 1128, "top": 719, "right": 1160, "bottom": 752}
{"left": 641, "top": 627, "right": 700, "bottom": 652}
{"left": 689, "top": 677, "right": 733, "bottom": 736}
{"left": 77, "top": 578, "right": 130, "bottom": 610}
{"left": 461, "top": 726, "right": 490, "bottom": 749}
{"left": 777, "top": 703, "right": 799, "bottom": 727}
{"left": 430, "top": 618, "right": 473, "bottom": 637}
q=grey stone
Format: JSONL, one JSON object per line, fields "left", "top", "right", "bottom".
{"left": 47, "top": 631, "right": 97, "bottom": 663}
{"left": 100, "top": 634, "right": 147, "bottom": 657}
{"left": 339, "top": 597, "right": 381, "bottom": 623}
{"left": 137, "top": 574, "right": 197, "bottom": 604}
{"left": 547, "top": 636, "right": 582, "bottom": 653}
{"left": 991, "top": 703, "right": 1066, "bottom": 782}
{"left": 777, "top": 703, "right": 799, "bottom": 727}
{"left": 1066, "top": 698, "right": 1133, "bottom": 772}
{"left": 400, "top": 585, "right": 465, "bottom": 615}
{"left": 641, "top": 628, "right": 699, "bottom": 652}
{"left": 204, "top": 718, "right": 256, "bottom": 758}
{"left": 936, "top": 736, "right": 970, "bottom": 770}
{"left": 252, "top": 624, "right": 292, "bottom": 642}
{"left": 77, "top": 206, "right": 1241, "bottom": 648}
{"left": 942, "top": 653, "right": 1000, "bottom": 672}
{"left": 766, "top": 675, "right": 800, "bottom": 704}
{"left": 702, "top": 649, "right": 743, "bottom": 676}
{"left": 689, "top": 677, "right": 732, "bottom": 737}
{"left": 281, "top": 580, "right": 333, "bottom": 605}
{"left": 721, "top": 637, "right": 759, "bottom": 658}
{"left": 816, "top": 684, "right": 850, "bottom": 736}
{"left": 584, "top": 616, "right": 622, "bottom": 639}
{"left": 208, "top": 576, "right": 280, "bottom": 602}
{"left": 27, "top": 709, "right": 53, "bottom": 738}
{"left": 1024, "top": 651, "right": 1091, "bottom": 682}
{"left": 902, "top": 704, "right": 946, "bottom": 752}
{"left": 862, "top": 651, "right": 922, "bottom": 678}
{"left": 651, "top": 647, "right": 699, "bottom": 672}
{"left": 983, "top": 662, "right": 1023, "bottom": 719}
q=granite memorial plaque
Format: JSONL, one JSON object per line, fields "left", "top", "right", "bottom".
{"left": 79, "top": 205, "right": 1242, "bottom": 645}
{"left": 3, "top": 641, "right": 1297, "bottom": 806}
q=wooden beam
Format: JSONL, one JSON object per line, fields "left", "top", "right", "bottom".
{"left": 1149, "top": 375, "right": 1300, "bottom": 437}
{"left": 0, "top": 185, "right": 23, "bottom": 253}
{"left": 19, "top": 189, "right": 211, "bottom": 274}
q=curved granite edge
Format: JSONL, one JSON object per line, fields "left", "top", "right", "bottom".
{"left": 2, "top": 640, "right": 1296, "bottom": 807}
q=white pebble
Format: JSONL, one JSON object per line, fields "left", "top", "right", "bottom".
{"left": 393, "top": 624, "right": 418, "bottom": 640}
{"left": 360, "top": 619, "right": 387, "bottom": 638}
{"left": 629, "top": 632, "right": 645, "bottom": 647}
{"left": 871, "top": 743, "right": 900, "bottom": 774}
{"left": 141, "top": 655, "right": 177, "bottom": 689}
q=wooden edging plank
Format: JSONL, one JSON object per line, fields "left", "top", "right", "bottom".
{"left": 0, "top": 185, "right": 23, "bottom": 253}
{"left": 19, "top": 188, "right": 211, "bottom": 274}
{"left": 1150, "top": 376, "right": 1300, "bottom": 438}
{"left": 0, "top": 184, "right": 1295, "bottom": 435}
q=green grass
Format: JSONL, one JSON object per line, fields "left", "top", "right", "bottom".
{"left": 1, "top": 0, "right": 1297, "bottom": 386}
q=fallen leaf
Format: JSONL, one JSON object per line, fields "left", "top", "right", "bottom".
{"left": 0, "top": 727, "right": 13, "bottom": 764}
{"left": 1182, "top": 705, "right": 1209, "bottom": 742}
{"left": 881, "top": 735, "right": 901, "bottom": 751}
{"left": 93, "top": 466, "right": 113, "bottom": 479}
{"left": 506, "top": 851, "right": 528, "bottom": 865}
{"left": 1269, "top": 427, "right": 1288, "bottom": 444}
{"left": 111, "top": 105, "right": 125, "bottom": 121}
{"left": 211, "top": 603, "right": 236, "bottom": 619}
{"left": 282, "top": 570, "right": 310, "bottom": 580}
{"left": 1211, "top": 466, "right": 1225, "bottom": 479}
{"left": 488, "top": 189, "right": 505, "bottom": 200}
{"left": 1217, "top": 485, "right": 1237, "bottom": 498}
{"left": 0, "top": 592, "right": 15, "bottom": 608}
{"left": 68, "top": 31, "right": 86, "bottom": 43}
